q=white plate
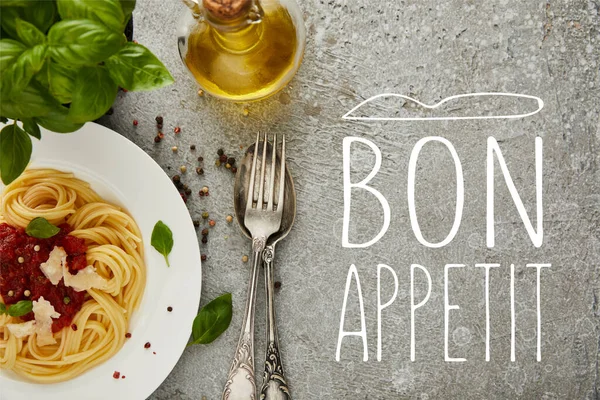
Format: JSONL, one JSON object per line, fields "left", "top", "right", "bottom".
{"left": 0, "top": 122, "right": 202, "bottom": 400}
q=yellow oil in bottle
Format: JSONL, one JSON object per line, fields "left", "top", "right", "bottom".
{"left": 183, "top": 1, "right": 303, "bottom": 102}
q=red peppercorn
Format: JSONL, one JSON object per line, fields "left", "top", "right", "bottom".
{"left": 167, "top": 306, "right": 173, "bottom": 312}
{"left": 158, "top": 132, "right": 165, "bottom": 139}
{"left": 157, "top": 123, "right": 163, "bottom": 130}
{"left": 122, "top": 375, "right": 126, "bottom": 379}
{"left": 133, "top": 119, "right": 138, "bottom": 126}
{"left": 144, "top": 342, "right": 151, "bottom": 349}
{"left": 201, "top": 228, "right": 209, "bottom": 236}
{"left": 181, "top": 193, "right": 187, "bottom": 203}
{"left": 174, "top": 127, "right": 181, "bottom": 134}
{"left": 199, "top": 191, "right": 205, "bottom": 197}
{"left": 274, "top": 281, "right": 282, "bottom": 289}
{"left": 71, "top": 324, "right": 78, "bottom": 331}
{"left": 219, "top": 154, "right": 228, "bottom": 163}
{"left": 154, "top": 136, "right": 161, "bottom": 143}
{"left": 113, "top": 371, "right": 121, "bottom": 379}
{"left": 125, "top": 332, "right": 132, "bottom": 338}
{"left": 201, "top": 254, "right": 207, "bottom": 261}
{"left": 231, "top": 167, "right": 238, "bottom": 174}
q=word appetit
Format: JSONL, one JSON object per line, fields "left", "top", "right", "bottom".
{"left": 336, "top": 136, "right": 550, "bottom": 362}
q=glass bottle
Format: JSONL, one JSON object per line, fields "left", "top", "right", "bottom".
{"left": 178, "top": 0, "right": 306, "bottom": 102}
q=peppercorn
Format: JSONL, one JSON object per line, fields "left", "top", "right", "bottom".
{"left": 201, "top": 254, "right": 207, "bottom": 261}
{"left": 199, "top": 191, "right": 205, "bottom": 197}
{"left": 219, "top": 154, "right": 228, "bottom": 163}
{"left": 201, "top": 228, "right": 209, "bottom": 236}
{"left": 133, "top": 119, "right": 138, "bottom": 126}
{"left": 197, "top": 89, "right": 204, "bottom": 97}
{"left": 209, "top": 220, "right": 216, "bottom": 227}
{"left": 201, "top": 236, "right": 208, "bottom": 244}
{"left": 171, "top": 146, "right": 178, "bottom": 152}
{"left": 201, "top": 186, "right": 209, "bottom": 193}
{"left": 113, "top": 371, "right": 121, "bottom": 379}
{"left": 202, "top": 212, "right": 209, "bottom": 219}
{"left": 215, "top": 160, "right": 221, "bottom": 167}
{"left": 155, "top": 116, "right": 163, "bottom": 124}
{"left": 154, "top": 135, "right": 161, "bottom": 143}
{"left": 242, "top": 108, "right": 249, "bottom": 117}
{"left": 180, "top": 193, "right": 187, "bottom": 203}
{"left": 193, "top": 220, "right": 200, "bottom": 227}
{"left": 226, "top": 215, "right": 233, "bottom": 223}
{"left": 228, "top": 157, "right": 235, "bottom": 165}
{"left": 122, "top": 376, "right": 126, "bottom": 379}
{"left": 182, "top": 184, "right": 189, "bottom": 191}
{"left": 157, "top": 123, "right": 163, "bottom": 130}
{"left": 144, "top": 342, "right": 151, "bottom": 349}
{"left": 190, "top": 145, "right": 196, "bottom": 150}
{"left": 125, "top": 333, "right": 132, "bottom": 338}
{"left": 172, "top": 175, "right": 181, "bottom": 183}
{"left": 167, "top": 306, "right": 173, "bottom": 312}
{"left": 225, "top": 163, "right": 231, "bottom": 169}
{"left": 196, "top": 167, "right": 204, "bottom": 175}
{"left": 185, "top": 188, "right": 192, "bottom": 196}
{"left": 174, "top": 126, "right": 181, "bottom": 134}
{"left": 197, "top": 156, "right": 204, "bottom": 162}
{"left": 274, "top": 281, "right": 282, "bottom": 289}
{"left": 231, "top": 167, "right": 238, "bottom": 174}
{"left": 180, "top": 165, "right": 187, "bottom": 173}
{"left": 217, "top": 149, "right": 224, "bottom": 156}
{"left": 242, "top": 255, "right": 248, "bottom": 263}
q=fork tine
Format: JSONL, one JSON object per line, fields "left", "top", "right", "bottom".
{"left": 267, "top": 133, "right": 277, "bottom": 211}
{"left": 246, "top": 131, "right": 260, "bottom": 210}
{"left": 277, "top": 134, "right": 286, "bottom": 210}
{"left": 257, "top": 131, "right": 268, "bottom": 208}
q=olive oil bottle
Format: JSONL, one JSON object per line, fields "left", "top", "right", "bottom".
{"left": 178, "top": 0, "right": 306, "bottom": 102}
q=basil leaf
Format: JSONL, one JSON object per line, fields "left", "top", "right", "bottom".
{"left": 0, "top": 0, "right": 33, "bottom": 7}
{"left": 0, "top": 44, "right": 47, "bottom": 97}
{"left": 26, "top": 217, "right": 60, "bottom": 238}
{"left": 151, "top": 220, "right": 173, "bottom": 267}
{"left": 7, "top": 300, "right": 33, "bottom": 317}
{"left": 35, "top": 106, "right": 84, "bottom": 133}
{"left": 0, "top": 123, "right": 31, "bottom": 184}
{"left": 21, "top": 1, "right": 56, "bottom": 33}
{"left": 56, "top": 0, "right": 124, "bottom": 32}
{"left": 190, "top": 293, "right": 233, "bottom": 345}
{"left": 15, "top": 18, "right": 45, "bottom": 47}
{"left": 106, "top": 42, "right": 174, "bottom": 91}
{"left": 119, "top": 0, "right": 135, "bottom": 25}
{"left": 0, "top": 82, "right": 56, "bottom": 119}
{"left": 0, "top": 39, "right": 26, "bottom": 69}
{"left": 22, "top": 118, "right": 40, "bottom": 139}
{"left": 68, "top": 66, "right": 117, "bottom": 123}
{"left": 0, "top": 7, "right": 21, "bottom": 38}
{"left": 0, "top": 303, "right": 6, "bottom": 314}
{"left": 47, "top": 61, "right": 76, "bottom": 103}
{"left": 48, "top": 19, "right": 125, "bottom": 66}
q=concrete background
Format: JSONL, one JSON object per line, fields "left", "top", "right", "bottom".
{"left": 97, "top": 0, "right": 600, "bottom": 398}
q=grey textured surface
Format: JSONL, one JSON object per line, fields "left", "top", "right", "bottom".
{"left": 97, "top": 0, "right": 600, "bottom": 398}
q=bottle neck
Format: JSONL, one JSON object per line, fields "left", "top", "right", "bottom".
{"left": 203, "top": 0, "right": 263, "bottom": 53}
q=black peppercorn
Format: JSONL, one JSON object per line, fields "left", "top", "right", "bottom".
{"left": 274, "top": 281, "right": 282, "bottom": 289}
{"left": 196, "top": 167, "right": 204, "bottom": 175}
{"left": 172, "top": 175, "right": 181, "bottom": 183}
{"left": 193, "top": 220, "right": 200, "bottom": 227}
{"left": 217, "top": 148, "right": 224, "bottom": 156}
{"left": 154, "top": 135, "right": 161, "bottom": 143}
{"left": 227, "top": 157, "right": 235, "bottom": 166}
{"left": 201, "top": 236, "right": 208, "bottom": 244}
{"left": 157, "top": 123, "right": 163, "bottom": 130}
{"left": 201, "top": 228, "right": 209, "bottom": 236}
{"left": 197, "top": 156, "right": 204, "bottom": 162}
{"left": 155, "top": 116, "right": 163, "bottom": 124}
{"left": 201, "top": 254, "right": 207, "bottom": 261}
{"left": 190, "top": 145, "right": 196, "bottom": 150}
{"left": 185, "top": 188, "right": 192, "bottom": 195}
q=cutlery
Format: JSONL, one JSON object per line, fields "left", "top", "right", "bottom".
{"left": 234, "top": 135, "right": 296, "bottom": 399}
{"left": 223, "top": 132, "right": 285, "bottom": 400}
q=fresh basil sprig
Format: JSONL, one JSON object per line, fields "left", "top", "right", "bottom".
{"left": 26, "top": 217, "right": 60, "bottom": 238}
{"left": 0, "top": 0, "right": 173, "bottom": 185}
{"left": 0, "top": 300, "right": 34, "bottom": 317}
{"left": 151, "top": 220, "right": 173, "bottom": 267}
{"left": 189, "top": 293, "right": 233, "bottom": 345}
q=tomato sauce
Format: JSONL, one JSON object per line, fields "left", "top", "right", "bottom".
{"left": 0, "top": 223, "right": 88, "bottom": 332}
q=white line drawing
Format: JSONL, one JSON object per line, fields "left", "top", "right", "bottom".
{"left": 341, "top": 92, "right": 544, "bottom": 121}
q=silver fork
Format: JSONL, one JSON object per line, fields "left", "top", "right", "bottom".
{"left": 223, "top": 132, "right": 285, "bottom": 400}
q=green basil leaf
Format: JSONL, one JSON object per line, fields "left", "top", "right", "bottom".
{"left": 7, "top": 300, "right": 33, "bottom": 317}
{"left": 106, "top": 42, "right": 174, "bottom": 91}
{"left": 21, "top": 1, "right": 56, "bottom": 33}
{"left": 119, "top": 0, "right": 136, "bottom": 18}
{"left": 48, "top": 19, "right": 125, "bottom": 66}
{"left": 35, "top": 106, "right": 84, "bottom": 133}
{"left": 0, "top": 303, "right": 6, "bottom": 314}
{"left": 0, "top": 44, "right": 47, "bottom": 97}
{"left": 56, "top": 0, "right": 124, "bottom": 32}
{"left": 0, "top": 0, "right": 33, "bottom": 7}
{"left": 47, "top": 61, "right": 76, "bottom": 103}
{"left": 22, "top": 118, "right": 40, "bottom": 139}
{"left": 26, "top": 217, "right": 60, "bottom": 238}
{"left": 190, "top": 293, "right": 233, "bottom": 345}
{"left": 68, "top": 66, "right": 117, "bottom": 123}
{"left": 0, "top": 39, "right": 26, "bottom": 69}
{"left": 0, "top": 81, "right": 56, "bottom": 119}
{"left": 15, "top": 18, "right": 45, "bottom": 47}
{"left": 151, "top": 220, "right": 173, "bottom": 267}
{"left": 0, "top": 123, "right": 31, "bottom": 184}
{"left": 0, "top": 7, "right": 21, "bottom": 38}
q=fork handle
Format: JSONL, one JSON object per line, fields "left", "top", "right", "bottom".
{"left": 260, "top": 245, "right": 291, "bottom": 400}
{"left": 222, "top": 241, "right": 264, "bottom": 400}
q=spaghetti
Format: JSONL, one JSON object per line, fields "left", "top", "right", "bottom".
{"left": 0, "top": 169, "right": 146, "bottom": 383}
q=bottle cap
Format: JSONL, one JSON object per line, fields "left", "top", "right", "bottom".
{"left": 203, "top": 0, "right": 252, "bottom": 20}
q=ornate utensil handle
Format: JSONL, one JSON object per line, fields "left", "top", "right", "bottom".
{"left": 260, "top": 245, "right": 290, "bottom": 400}
{"left": 223, "top": 239, "right": 265, "bottom": 400}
